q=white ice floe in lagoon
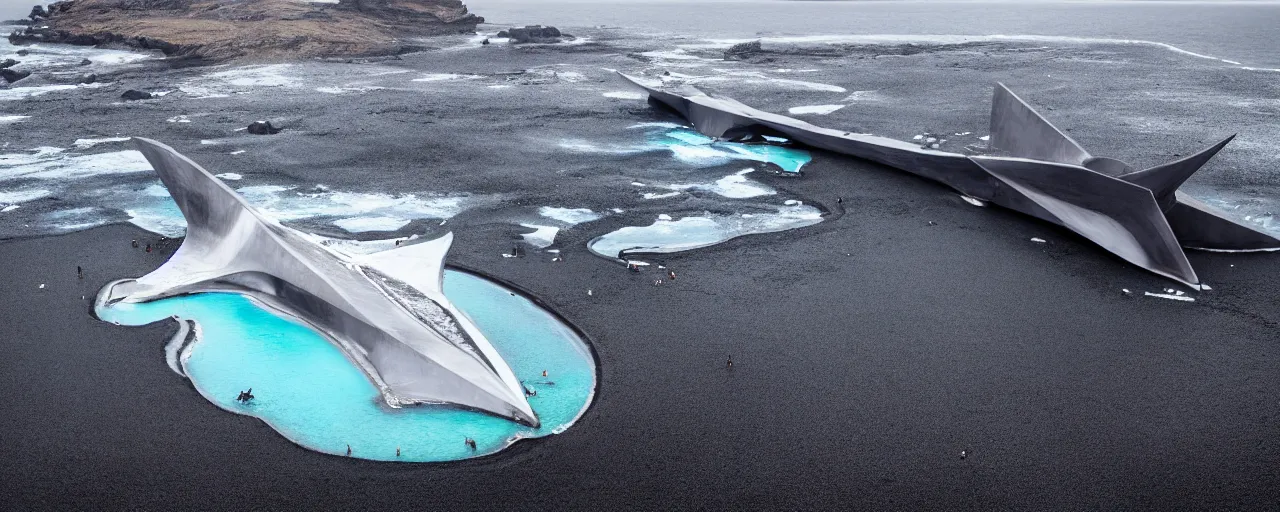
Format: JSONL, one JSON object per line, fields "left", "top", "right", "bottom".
{"left": 588, "top": 204, "right": 824, "bottom": 258}
{"left": 666, "top": 169, "right": 776, "bottom": 199}
{"left": 979, "top": 135, "right": 990, "bottom": 141}
{"left": 520, "top": 223, "right": 560, "bottom": 248}
{"left": 960, "top": 195, "right": 986, "bottom": 207}
{"left": 215, "top": 173, "right": 243, "bottom": 180}
{"left": 230, "top": 150, "right": 246, "bottom": 155}
{"left": 642, "top": 191, "right": 681, "bottom": 200}
{"left": 788, "top": 104, "right": 845, "bottom": 115}
{"left": 603, "top": 91, "right": 645, "bottom": 100}
{"left": 95, "top": 269, "right": 597, "bottom": 462}
{"left": 539, "top": 206, "right": 602, "bottom": 225}
{"left": 1, "top": 205, "right": 19, "bottom": 212}
{"left": 333, "top": 216, "right": 412, "bottom": 233}
{"left": 0, "top": 148, "right": 150, "bottom": 181}
{"left": 72, "top": 137, "right": 131, "bottom": 149}
{"left": 0, "top": 115, "right": 29, "bottom": 123}
{"left": 1030, "top": 237, "right": 1047, "bottom": 243}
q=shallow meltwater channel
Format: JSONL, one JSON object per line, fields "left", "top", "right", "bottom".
{"left": 96, "top": 270, "right": 596, "bottom": 462}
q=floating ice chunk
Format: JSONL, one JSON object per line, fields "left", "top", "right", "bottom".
{"left": 334, "top": 216, "right": 410, "bottom": 232}
{"left": 979, "top": 135, "right": 990, "bottom": 141}
{"left": 215, "top": 173, "right": 242, "bottom": 180}
{"left": 666, "top": 169, "right": 775, "bottom": 199}
{"left": 603, "top": 91, "right": 645, "bottom": 100}
{"left": 1, "top": 205, "right": 19, "bottom": 212}
{"left": 627, "top": 122, "right": 685, "bottom": 130}
{"left": 960, "top": 195, "right": 986, "bottom": 207}
{"left": 72, "top": 137, "right": 131, "bottom": 149}
{"left": 841, "top": 91, "right": 876, "bottom": 102}
{"left": 787, "top": 104, "right": 845, "bottom": 115}
{"left": 0, "top": 188, "right": 51, "bottom": 204}
{"left": 1201, "top": 284, "right": 1212, "bottom": 291}
{"left": 0, "top": 115, "right": 30, "bottom": 123}
{"left": 166, "top": 115, "right": 191, "bottom": 123}
{"left": 1145, "top": 291, "right": 1195, "bottom": 302}
{"left": 1030, "top": 237, "right": 1047, "bottom": 243}
{"left": 631, "top": 182, "right": 646, "bottom": 186}
{"left": 611, "top": 208, "right": 625, "bottom": 213}
{"left": 229, "top": 150, "right": 245, "bottom": 155}
{"left": 539, "top": 206, "right": 602, "bottom": 225}
{"left": 784, "top": 199, "right": 801, "bottom": 206}
{"left": 956, "top": 132, "right": 971, "bottom": 136}
{"left": 412, "top": 73, "right": 479, "bottom": 82}
{"left": 38, "top": 283, "right": 44, "bottom": 289}
{"left": 913, "top": 135, "right": 924, "bottom": 140}
{"left": 519, "top": 223, "right": 560, "bottom": 248}
{"left": 0, "top": 149, "right": 150, "bottom": 181}
{"left": 642, "top": 191, "right": 681, "bottom": 200}
{"left": 588, "top": 204, "right": 824, "bottom": 258}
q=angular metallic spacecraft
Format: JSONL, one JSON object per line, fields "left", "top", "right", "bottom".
{"left": 103, "top": 138, "right": 539, "bottom": 427}
{"left": 619, "top": 73, "right": 1280, "bottom": 287}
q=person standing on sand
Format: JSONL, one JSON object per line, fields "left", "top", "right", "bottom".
{"left": 346, "top": 444, "right": 352, "bottom": 456}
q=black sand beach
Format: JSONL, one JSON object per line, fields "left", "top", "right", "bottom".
{"left": 3, "top": 158, "right": 1279, "bottom": 508}
{"left": 4, "top": 1, "right": 1280, "bottom": 508}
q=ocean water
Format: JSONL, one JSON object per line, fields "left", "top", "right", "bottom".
{"left": 95, "top": 270, "right": 597, "bottom": 462}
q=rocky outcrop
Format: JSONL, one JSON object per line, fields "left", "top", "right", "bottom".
{"left": 7, "top": 0, "right": 483, "bottom": 62}
{"left": 498, "top": 25, "right": 570, "bottom": 44}
{"left": 723, "top": 40, "right": 763, "bottom": 61}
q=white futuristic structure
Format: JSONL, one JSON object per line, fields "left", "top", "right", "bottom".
{"left": 102, "top": 138, "right": 539, "bottom": 427}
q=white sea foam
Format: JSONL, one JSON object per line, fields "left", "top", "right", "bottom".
{"left": 788, "top": 104, "right": 845, "bottom": 115}
{"left": 0, "top": 84, "right": 78, "bottom": 101}
{"left": 539, "top": 206, "right": 602, "bottom": 225}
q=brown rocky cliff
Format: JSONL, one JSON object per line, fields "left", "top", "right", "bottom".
{"left": 11, "top": 0, "right": 483, "bottom": 61}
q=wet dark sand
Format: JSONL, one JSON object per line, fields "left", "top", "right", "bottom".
{"left": 3, "top": 145, "right": 1279, "bottom": 508}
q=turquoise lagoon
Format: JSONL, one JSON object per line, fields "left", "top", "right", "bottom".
{"left": 652, "top": 128, "right": 812, "bottom": 174}
{"left": 96, "top": 270, "right": 596, "bottom": 462}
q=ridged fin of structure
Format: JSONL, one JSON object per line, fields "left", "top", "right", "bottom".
{"left": 124, "top": 138, "right": 539, "bottom": 427}
{"left": 1119, "top": 135, "right": 1236, "bottom": 211}
{"left": 1165, "top": 192, "right": 1280, "bottom": 251}
{"left": 356, "top": 233, "right": 453, "bottom": 298}
{"left": 989, "top": 83, "right": 1092, "bottom": 166}
{"left": 971, "top": 156, "right": 1200, "bottom": 286}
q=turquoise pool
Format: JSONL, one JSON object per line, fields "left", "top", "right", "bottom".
{"left": 96, "top": 270, "right": 596, "bottom": 462}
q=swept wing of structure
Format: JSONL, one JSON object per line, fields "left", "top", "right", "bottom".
{"left": 619, "top": 73, "right": 1280, "bottom": 287}
{"left": 104, "top": 138, "right": 539, "bottom": 427}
